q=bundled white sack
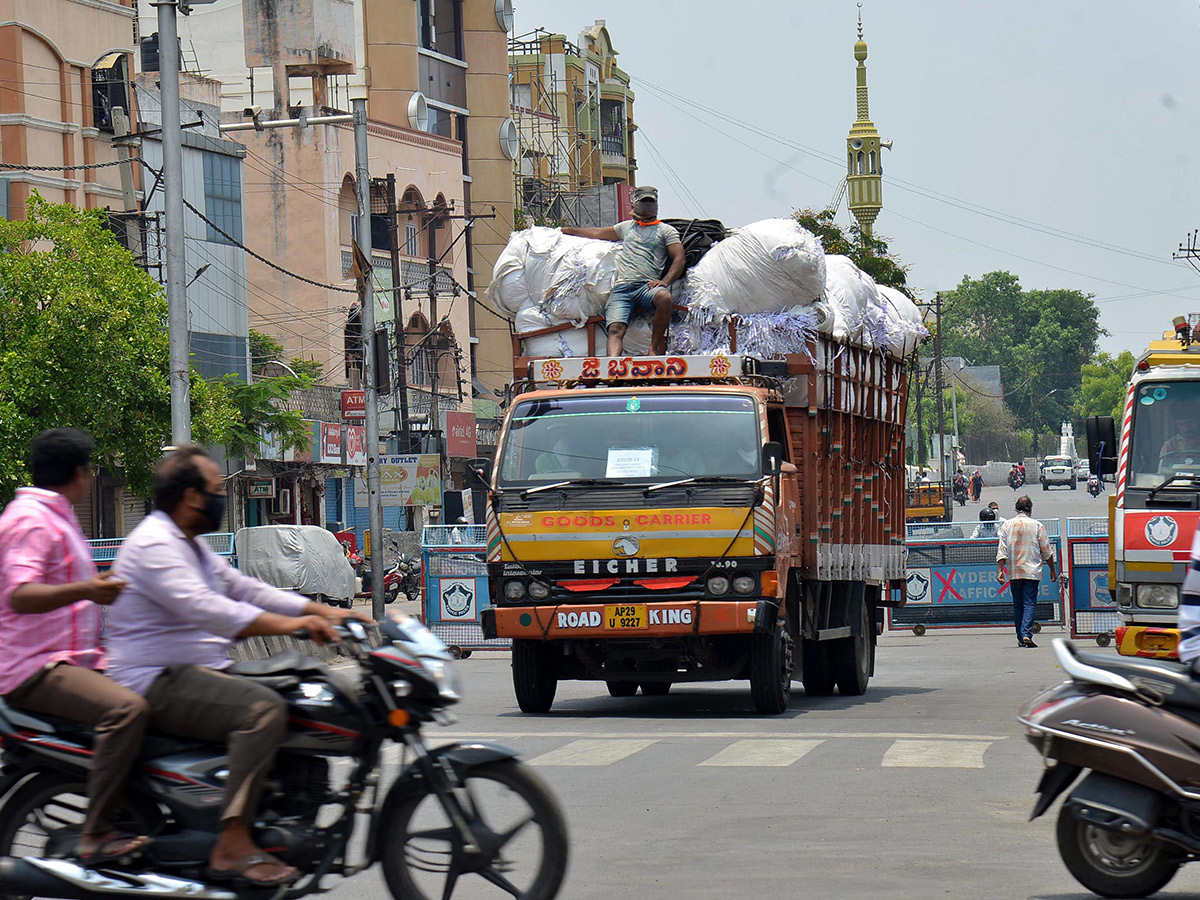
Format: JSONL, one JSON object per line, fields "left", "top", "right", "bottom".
{"left": 683, "top": 218, "right": 826, "bottom": 315}
{"left": 877, "top": 286, "right": 929, "bottom": 358}
{"left": 821, "top": 255, "right": 882, "bottom": 347}
{"left": 515, "top": 305, "right": 598, "bottom": 358}
{"left": 488, "top": 227, "right": 617, "bottom": 324}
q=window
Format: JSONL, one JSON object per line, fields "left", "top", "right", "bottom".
{"left": 203, "top": 153, "right": 242, "bottom": 245}
{"left": 418, "top": 0, "right": 463, "bottom": 59}
{"left": 92, "top": 53, "right": 129, "bottom": 133}
{"left": 405, "top": 221, "right": 419, "bottom": 257}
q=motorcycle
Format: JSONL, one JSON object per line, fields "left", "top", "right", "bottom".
{"left": 1020, "top": 638, "right": 1200, "bottom": 898}
{"left": 953, "top": 479, "right": 968, "bottom": 507}
{"left": 1008, "top": 470, "right": 1024, "bottom": 491}
{"left": 361, "top": 554, "right": 422, "bottom": 605}
{"left": 0, "top": 615, "right": 569, "bottom": 900}
{"left": 1087, "top": 475, "right": 1102, "bottom": 498}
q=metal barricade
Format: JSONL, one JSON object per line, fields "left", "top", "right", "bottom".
{"left": 892, "top": 519, "right": 1064, "bottom": 634}
{"left": 421, "top": 525, "right": 507, "bottom": 656}
{"left": 89, "top": 533, "right": 237, "bottom": 570}
{"left": 1066, "top": 517, "right": 1116, "bottom": 646}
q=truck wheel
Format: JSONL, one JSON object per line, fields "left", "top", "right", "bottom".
{"left": 640, "top": 682, "right": 671, "bottom": 696}
{"left": 800, "top": 638, "right": 835, "bottom": 696}
{"left": 606, "top": 680, "right": 637, "bottom": 697}
{"left": 832, "top": 602, "right": 873, "bottom": 696}
{"left": 512, "top": 640, "right": 557, "bottom": 713}
{"left": 750, "top": 626, "right": 794, "bottom": 714}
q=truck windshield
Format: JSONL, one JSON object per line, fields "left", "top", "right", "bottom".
{"left": 1128, "top": 380, "right": 1200, "bottom": 488}
{"left": 497, "top": 393, "right": 761, "bottom": 486}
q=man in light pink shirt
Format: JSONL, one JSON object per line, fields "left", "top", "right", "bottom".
{"left": 0, "top": 429, "right": 150, "bottom": 863}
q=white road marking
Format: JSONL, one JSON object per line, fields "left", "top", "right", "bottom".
{"left": 527, "top": 739, "right": 657, "bottom": 766}
{"left": 881, "top": 739, "right": 996, "bottom": 768}
{"left": 698, "top": 739, "right": 824, "bottom": 767}
{"left": 433, "top": 730, "right": 1008, "bottom": 742}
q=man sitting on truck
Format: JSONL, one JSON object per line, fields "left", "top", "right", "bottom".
{"left": 1160, "top": 416, "right": 1200, "bottom": 465}
{"left": 563, "top": 186, "right": 686, "bottom": 357}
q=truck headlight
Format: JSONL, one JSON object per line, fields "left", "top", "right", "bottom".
{"left": 706, "top": 576, "right": 730, "bottom": 596}
{"left": 504, "top": 580, "right": 526, "bottom": 602}
{"left": 732, "top": 575, "right": 757, "bottom": 595}
{"left": 528, "top": 580, "right": 551, "bottom": 600}
{"left": 1136, "top": 584, "right": 1179, "bottom": 609}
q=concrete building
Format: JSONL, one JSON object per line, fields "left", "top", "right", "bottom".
{"left": 0, "top": 0, "right": 134, "bottom": 218}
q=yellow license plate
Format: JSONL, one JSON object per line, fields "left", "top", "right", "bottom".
{"left": 605, "top": 604, "right": 647, "bottom": 629}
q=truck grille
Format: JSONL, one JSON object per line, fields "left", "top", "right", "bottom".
{"left": 497, "top": 486, "right": 755, "bottom": 512}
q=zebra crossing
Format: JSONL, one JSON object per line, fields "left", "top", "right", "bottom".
{"left": 421, "top": 731, "right": 1007, "bottom": 770}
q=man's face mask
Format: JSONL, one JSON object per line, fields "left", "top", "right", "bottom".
{"left": 633, "top": 199, "right": 658, "bottom": 221}
{"left": 200, "top": 490, "right": 227, "bottom": 533}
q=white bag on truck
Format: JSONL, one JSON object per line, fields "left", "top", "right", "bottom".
{"left": 489, "top": 227, "right": 616, "bottom": 324}
{"left": 515, "top": 305, "right": 597, "bottom": 358}
{"left": 821, "top": 254, "right": 881, "bottom": 347}
{"left": 682, "top": 218, "right": 826, "bottom": 315}
{"left": 877, "top": 286, "right": 928, "bottom": 358}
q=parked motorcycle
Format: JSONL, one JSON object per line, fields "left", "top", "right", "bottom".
{"left": 1087, "top": 475, "right": 1103, "bottom": 498}
{"left": 1020, "top": 638, "right": 1200, "bottom": 898}
{"left": 0, "top": 615, "right": 569, "bottom": 900}
{"left": 361, "top": 554, "right": 422, "bottom": 605}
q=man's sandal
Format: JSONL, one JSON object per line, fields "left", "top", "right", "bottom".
{"left": 206, "top": 853, "right": 299, "bottom": 887}
{"left": 77, "top": 833, "right": 153, "bottom": 866}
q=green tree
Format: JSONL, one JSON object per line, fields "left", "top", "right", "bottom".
{"left": 792, "top": 208, "right": 910, "bottom": 293}
{"left": 249, "top": 329, "right": 323, "bottom": 380}
{"left": 0, "top": 197, "right": 308, "bottom": 503}
{"left": 1078, "top": 351, "right": 1135, "bottom": 422}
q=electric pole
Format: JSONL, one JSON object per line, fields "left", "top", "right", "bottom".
{"left": 934, "top": 291, "right": 947, "bottom": 482}
{"left": 385, "top": 174, "right": 412, "bottom": 453}
{"left": 111, "top": 107, "right": 142, "bottom": 265}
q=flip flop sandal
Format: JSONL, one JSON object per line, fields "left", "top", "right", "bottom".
{"left": 206, "top": 853, "right": 299, "bottom": 887}
{"left": 77, "top": 833, "right": 153, "bottom": 867}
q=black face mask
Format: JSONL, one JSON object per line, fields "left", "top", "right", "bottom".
{"left": 201, "top": 491, "right": 227, "bottom": 532}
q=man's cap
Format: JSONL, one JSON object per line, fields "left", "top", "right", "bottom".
{"left": 630, "top": 186, "right": 658, "bottom": 202}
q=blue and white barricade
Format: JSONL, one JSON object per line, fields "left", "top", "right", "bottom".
{"left": 1065, "top": 517, "right": 1116, "bottom": 645}
{"left": 892, "top": 520, "right": 1064, "bottom": 633}
{"left": 90, "top": 532, "right": 236, "bottom": 571}
{"left": 421, "top": 525, "right": 507, "bottom": 654}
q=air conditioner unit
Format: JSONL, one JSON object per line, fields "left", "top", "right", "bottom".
{"left": 275, "top": 488, "right": 291, "bottom": 516}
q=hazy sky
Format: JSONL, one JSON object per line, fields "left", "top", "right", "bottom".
{"left": 511, "top": 0, "right": 1200, "bottom": 356}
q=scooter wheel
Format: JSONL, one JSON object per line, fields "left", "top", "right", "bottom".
{"left": 1056, "top": 802, "right": 1179, "bottom": 898}
{"left": 1096, "top": 633, "right": 1112, "bottom": 647}
{"left": 912, "top": 623, "right": 927, "bottom": 637}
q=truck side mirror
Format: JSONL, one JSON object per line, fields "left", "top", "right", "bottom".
{"left": 761, "top": 442, "right": 784, "bottom": 478}
{"left": 1085, "top": 416, "right": 1118, "bottom": 476}
{"left": 466, "top": 457, "right": 492, "bottom": 489}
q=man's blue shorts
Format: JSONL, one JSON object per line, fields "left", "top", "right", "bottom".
{"left": 605, "top": 281, "right": 663, "bottom": 329}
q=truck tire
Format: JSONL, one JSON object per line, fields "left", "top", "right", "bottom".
{"left": 749, "top": 626, "right": 794, "bottom": 714}
{"left": 801, "top": 638, "right": 835, "bottom": 696}
{"left": 606, "top": 680, "right": 637, "bottom": 697}
{"left": 832, "top": 601, "right": 873, "bottom": 696}
{"left": 512, "top": 640, "right": 557, "bottom": 713}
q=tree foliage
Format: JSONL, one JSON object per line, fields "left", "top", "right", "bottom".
{"left": 1078, "top": 351, "right": 1135, "bottom": 422}
{"left": 249, "top": 329, "right": 323, "bottom": 380}
{"left": 792, "top": 208, "right": 910, "bottom": 293}
{"left": 937, "top": 272, "right": 1104, "bottom": 451}
{"left": 0, "top": 198, "right": 310, "bottom": 504}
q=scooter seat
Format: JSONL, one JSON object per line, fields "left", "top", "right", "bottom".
{"left": 227, "top": 650, "right": 330, "bottom": 678}
{"left": 1075, "top": 649, "right": 1200, "bottom": 709}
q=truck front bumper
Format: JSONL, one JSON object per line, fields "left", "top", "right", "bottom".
{"left": 487, "top": 599, "right": 771, "bottom": 641}
{"left": 1115, "top": 625, "right": 1180, "bottom": 659}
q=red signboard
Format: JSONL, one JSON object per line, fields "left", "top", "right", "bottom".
{"left": 321, "top": 422, "right": 343, "bottom": 463}
{"left": 341, "top": 389, "right": 366, "bottom": 420}
{"left": 345, "top": 425, "right": 366, "bottom": 467}
{"left": 446, "top": 411, "right": 477, "bottom": 458}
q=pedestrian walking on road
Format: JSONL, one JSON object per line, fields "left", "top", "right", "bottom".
{"left": 970, "top": 470, "right": 983, "bottom": 502}
{"left": 996, "top": 495, "right": 1060, "bottom": 649}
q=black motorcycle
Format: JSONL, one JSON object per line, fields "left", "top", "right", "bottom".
{"left": 0, "top": 616, "right": 568, "bottom": 900}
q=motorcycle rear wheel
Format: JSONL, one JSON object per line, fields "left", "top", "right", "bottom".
{"left": 381, "top": 759, "right": 568, "bottom": 900}
{"left": 0, "top": 773, "right": 156, "bottom": 900}
{"left": 1056, "top": 803, "right": 1179, "bottom": 898}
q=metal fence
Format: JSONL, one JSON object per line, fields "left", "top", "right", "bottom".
{"left": 1065, "top": 517, "right": 1116, "bottom": 645}
{"left": 89, "top": 533, "right": 236, "bottom": 568}
{"left": 421, "top": 526, "right": 507, "bottom": 655}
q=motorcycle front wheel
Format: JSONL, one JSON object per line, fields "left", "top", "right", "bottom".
{"left": 1056, "top": 803, "right": 1178, "bottom": 898}
{"left": 381, "top": 759, "right": 568, "bottom": 900}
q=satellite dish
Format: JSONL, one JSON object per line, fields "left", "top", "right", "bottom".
{"left": 495, "top": 0, "right": 514, "bottom": 32}
{"left": 499, "top": 117, "right": 519, "bottom": 160}
{"left": 849, "top": 138, "right": 864, "bottom": 150}
{"left": 407, "top": 92, "right": 429, "bottom": 132}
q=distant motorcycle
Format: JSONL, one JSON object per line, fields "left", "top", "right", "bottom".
{"left": 1008, "top": 470, "right": 1023, "bottom": 491}
{"left": 1087, "top": 475, "right": 1102, "bottom": 497}
{"left": 953, "top": 480, "right": 968, "bottom": 506}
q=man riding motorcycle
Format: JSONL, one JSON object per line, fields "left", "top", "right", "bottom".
{"left": 1086, "top": 473, "right": 1102, "bottom": 497}
{"left": 109, "top": 446, "right": 368, "bottom": 887}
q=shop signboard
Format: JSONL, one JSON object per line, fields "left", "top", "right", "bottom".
{"left": 354, "top": 454, "right": 442, "bottom": 508}
{"left": 320, "top": 423, "right": 343, "bottom": 464}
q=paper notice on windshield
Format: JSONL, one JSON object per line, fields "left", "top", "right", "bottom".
{"left": 606, "top": 448, "right": 656, "bottom": 478}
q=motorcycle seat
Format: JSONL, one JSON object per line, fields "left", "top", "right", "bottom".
{"left": 0, "top": 697, "right": 214, "bottom": 759}
{"left": 1075, "top": 649, "right": 1200, "bottom": 709}
{"left": 227, "top": 650, "right": 331, "bottom": 679}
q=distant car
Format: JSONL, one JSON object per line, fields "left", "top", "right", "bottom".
{"left": 1040, "top": 455, "right": 1077, "bottom": 490}
{"left": 1075, "top": 459, "right": 1090, "bottom": 481}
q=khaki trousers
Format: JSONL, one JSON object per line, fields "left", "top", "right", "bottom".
{"left": 6, "top": 664, "right": 150, "bottom": 837}
{"left": 144, "top": 666, "right": 287, "bottom": 824}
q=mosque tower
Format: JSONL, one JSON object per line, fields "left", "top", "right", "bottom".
{"left": 846, "top": 7, "right": 885, "bottom": 236}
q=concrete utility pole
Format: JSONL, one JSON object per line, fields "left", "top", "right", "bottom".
{"left": 110, "top": 107, "right": 142, "bottom": 264}
{"left": 934, "top": 291, "right": 947, "bottom": 482}
{"left": 385, "top": 174, "right": 412, "bottom": 453}
{"left": 155, "top": 0, "right": 190, "bottom": 445}
{"left": 353, "top": 98, "right": 386, "bottom": 622}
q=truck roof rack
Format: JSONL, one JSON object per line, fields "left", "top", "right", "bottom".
{"left": 522, "top": 354, "right": 788, "bottom": 388}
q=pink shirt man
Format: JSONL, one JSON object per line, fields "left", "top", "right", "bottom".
{"left": 0, "top": 487, "right": 103, "bottom": 694}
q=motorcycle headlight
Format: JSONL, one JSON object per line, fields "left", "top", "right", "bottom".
{"left": 706, "top": 576, "right": 730, "bottom": 596}
{"left": 732, "top": 575, "right": 757, "bottom": 595}
{"left": 423, "top": 659, "right": 460, "bottom": 701}
{"left": 1136, "top": 584, "right": 1179, "bottom": 609}
{"left": 528, "top": 580, "right": 552, "bottom": 601}
{"left": 504, "top": 580, "right": 526, "bottom": 602}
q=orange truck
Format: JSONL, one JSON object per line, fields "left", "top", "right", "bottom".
{"left": 474, "top": 346, "right": 910, "bottom": 714}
